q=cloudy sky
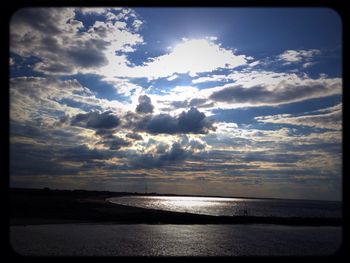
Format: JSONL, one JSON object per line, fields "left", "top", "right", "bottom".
{"left": 9, "top": 7, "right": 342, "bottom": 200}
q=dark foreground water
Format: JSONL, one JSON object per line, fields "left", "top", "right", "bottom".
{"left": 108, "top": 196, "right": 341, "bottom": 218}
{"left": 11, "top": 224, "right": 341, "bottom": 256}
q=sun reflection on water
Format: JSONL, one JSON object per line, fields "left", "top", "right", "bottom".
{"left": 108, "top": 195, "right": 342, "bottom": 218}
{"left": 143, "top": 196, "right": 241, "bottom": 215}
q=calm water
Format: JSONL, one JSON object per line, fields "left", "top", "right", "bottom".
{"left": 108, "top": 196, "right": 341, "bottom": 218}
{"left": 11, "top": 224, "right": 341, "bottom": 256}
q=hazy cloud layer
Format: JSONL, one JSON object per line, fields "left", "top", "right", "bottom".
{"left": 209, "top": 77, "right": 341, "bottom": 106}
{"left": 255, "top": 103, "right": 342, "bottom": 130}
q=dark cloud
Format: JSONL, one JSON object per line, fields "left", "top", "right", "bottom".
{"left": 100, "top": 136, "right": 131, "bottom": 150}
{"left": 142, "top": 114, "right": 179, "bottom": 134}
{"left": 169, "top": 98, "right": 213, "bottom": 110}
{"left": 210, "top": 83, "right": 340, "bottom": 105}
{"left": 210, "top": 85, "right": 271, "bottom": 103}
{"left": 10, "top": 143, "right": 107, "bottom": 176}
{"left": 71, "top": 111, "right": 120, "bottom": 129}
{"left": 38, "top": 63, "right": 74, "bottom": 74}
{"left": 59, "top": 145, "right": 109, "bottom": 162}
{"left": 170, "top": 100, "right": 188, "bottom": 108}
{"left": 129, "top": 142, "right": 190, "bottom": 168}
{"left": 11, "top": 8, "right": 65, "bottom": 35}
{"left": 188, "top": 98, "right": 208, "bottom": 107}
{"left": 188, "top": 140, "right": 206, "bottom": 150}
{"left": 95, "top": 128, "right": 115, "bottom": 138}
{"left": 66, "top": 39, "right": 109, "bottom": 68}
{"left": 178, "top": 107, "right": 214, "bottom": 133}
{"left": 158, "top": 142, "right": 189, "bottom": 162}
{"left": 135, "top": 107, "right": 215, "bottom": 135}
{"left": 136, "top": 95, "right": 154, "bottom": 114}
{"left": 126, "top": 132, "right": 143, "bottom": 141}
{"left": 241, "top": 152, "right": 305, "bottom": 164}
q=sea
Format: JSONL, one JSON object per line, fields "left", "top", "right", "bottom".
{"left": 108, "top": 195, "right": 342, "bottom": 218}
{"left": 11, "top": 224, "right": 341, "bottom": 256}
{"left": 10, "top": 195, "right": 342, "bottom": 256}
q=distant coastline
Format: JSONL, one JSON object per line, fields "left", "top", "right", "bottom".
{"left": 10, "top": 187, "right": 342, "bottom": 226}
{"left": 10, "top": 187, "right": 342, "bottom": 203}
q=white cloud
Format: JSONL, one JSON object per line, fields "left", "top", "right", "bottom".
{"left": 167, "top": 74, "right": 179, "bottom": 81}
{"left": 249, "top": 60, "right": 260, "bottom": 67}
{"left": 102, "top": 77, "right": 143, "bottom": 97}
{"left": 278, "top": 49, "right": 321, "bottom": 65}
{"left": 113, "top": 38, "right": 249, "bottom": 80}
{"left": 10, "top": 77, "right": 129, "bottom": 126}
{"left": 79, "top": 8, "right": 124, "bottom": 16}
{"left": 302, "top": 62, "right": 317, "bottom": 68}
{"left": 192, "top": 74, "right": 227, "bottom": 84}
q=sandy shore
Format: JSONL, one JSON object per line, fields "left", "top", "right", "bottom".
{"left": 10, "top": 188, "right": 342, "bottom": 226}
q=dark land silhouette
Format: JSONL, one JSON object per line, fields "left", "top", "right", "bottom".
{"left": 10, "top": 188, "right": 342, "bottom": 226}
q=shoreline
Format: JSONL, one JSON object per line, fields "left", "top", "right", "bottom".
{"left": 10, "top": 188, "right": 342, "bottom": 226}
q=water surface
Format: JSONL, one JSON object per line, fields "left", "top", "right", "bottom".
{"left": 11, "top": 224, "right": 341, "bottom": 256}
{"left": 108, "top": 196, "right": 341, "bottom": 218}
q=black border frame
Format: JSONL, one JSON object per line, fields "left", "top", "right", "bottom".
{"left": 3, "top": 0, "right": 349, "bottom": 262}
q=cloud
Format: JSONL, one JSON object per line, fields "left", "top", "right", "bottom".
{"left": 98, "top": 136, "right": 132, "bottom": 150}
{"left": 249, "top": 60, "right": 260, "bottom": 67}
{"left": 255, "top": 103, "right": 342, "bottom": 130}
{"left": 140, "top": 114, "right": 179, "bottom": 134}
{"left": 10, "top": 76, "right": 129, "bottom": 132}
{"left": 167, "top": 74, "right": 179, "bottom": 81}
{"left": 66, "top": 41, "right": 109, "bottom": 68}
{"left": 177, "top": 107, "right": 213, "bottom": 133}
{"left": 71, "top": 111, "right": 120, "bottom": 129}
{"left": 136, "top": 95, "right": 154, "bottom": 114}
{"left": 114, "top": 38, "right": 249, "bottom": 79}
{"left": 209, "top": 76, "right": 341, "bottom": 107}
{"left": 278, "top": 49, "right": 321, "bottom": 65}
{"left": 126, "top": 132, "right": 143, "bottom": 141}
{"left": 170, "top": 100, "right": 189, "bottom": 109}
{"left": 10, "top": 8, "right": 144, "bottom": 75}
{"left": 302, "top": 62, "right": 317, "bottom": 68}
{"left": 165, "top": 98, "right": 213, "bottom": 111}
{"left": 135, "top": 107, "right": 215, "bottom": 135}
{"left": 79, "top": 8, "right": 121, "bottom": 15}
{"left": 10, "top": 142, "right": 109, "bottom": 177}
{"left": 158, "top": 142, "right": 189, "bottom": 162}
{"left": 188, "top": 98, "right": 209, "bottom": 107}
{"left": 59, "top": 145, "right": 110, "bottom": 162}
{"left": 188, "top": 139, "right": 207, "bottom": 151}
{"left": 129, "top": 142, "right": 190, "bottom": 168}
{"left": 10, "top": 77, "right": 92, "bottom": 125}
{"left": 192, "top": 74, "right": 228, "bottom": 84}
{"left": 13, "top": 8, "right": 259, "bottom": 83}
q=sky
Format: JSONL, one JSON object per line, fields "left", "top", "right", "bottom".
{"left": 9, "top": 7, "right": 342, "bottom": 201}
